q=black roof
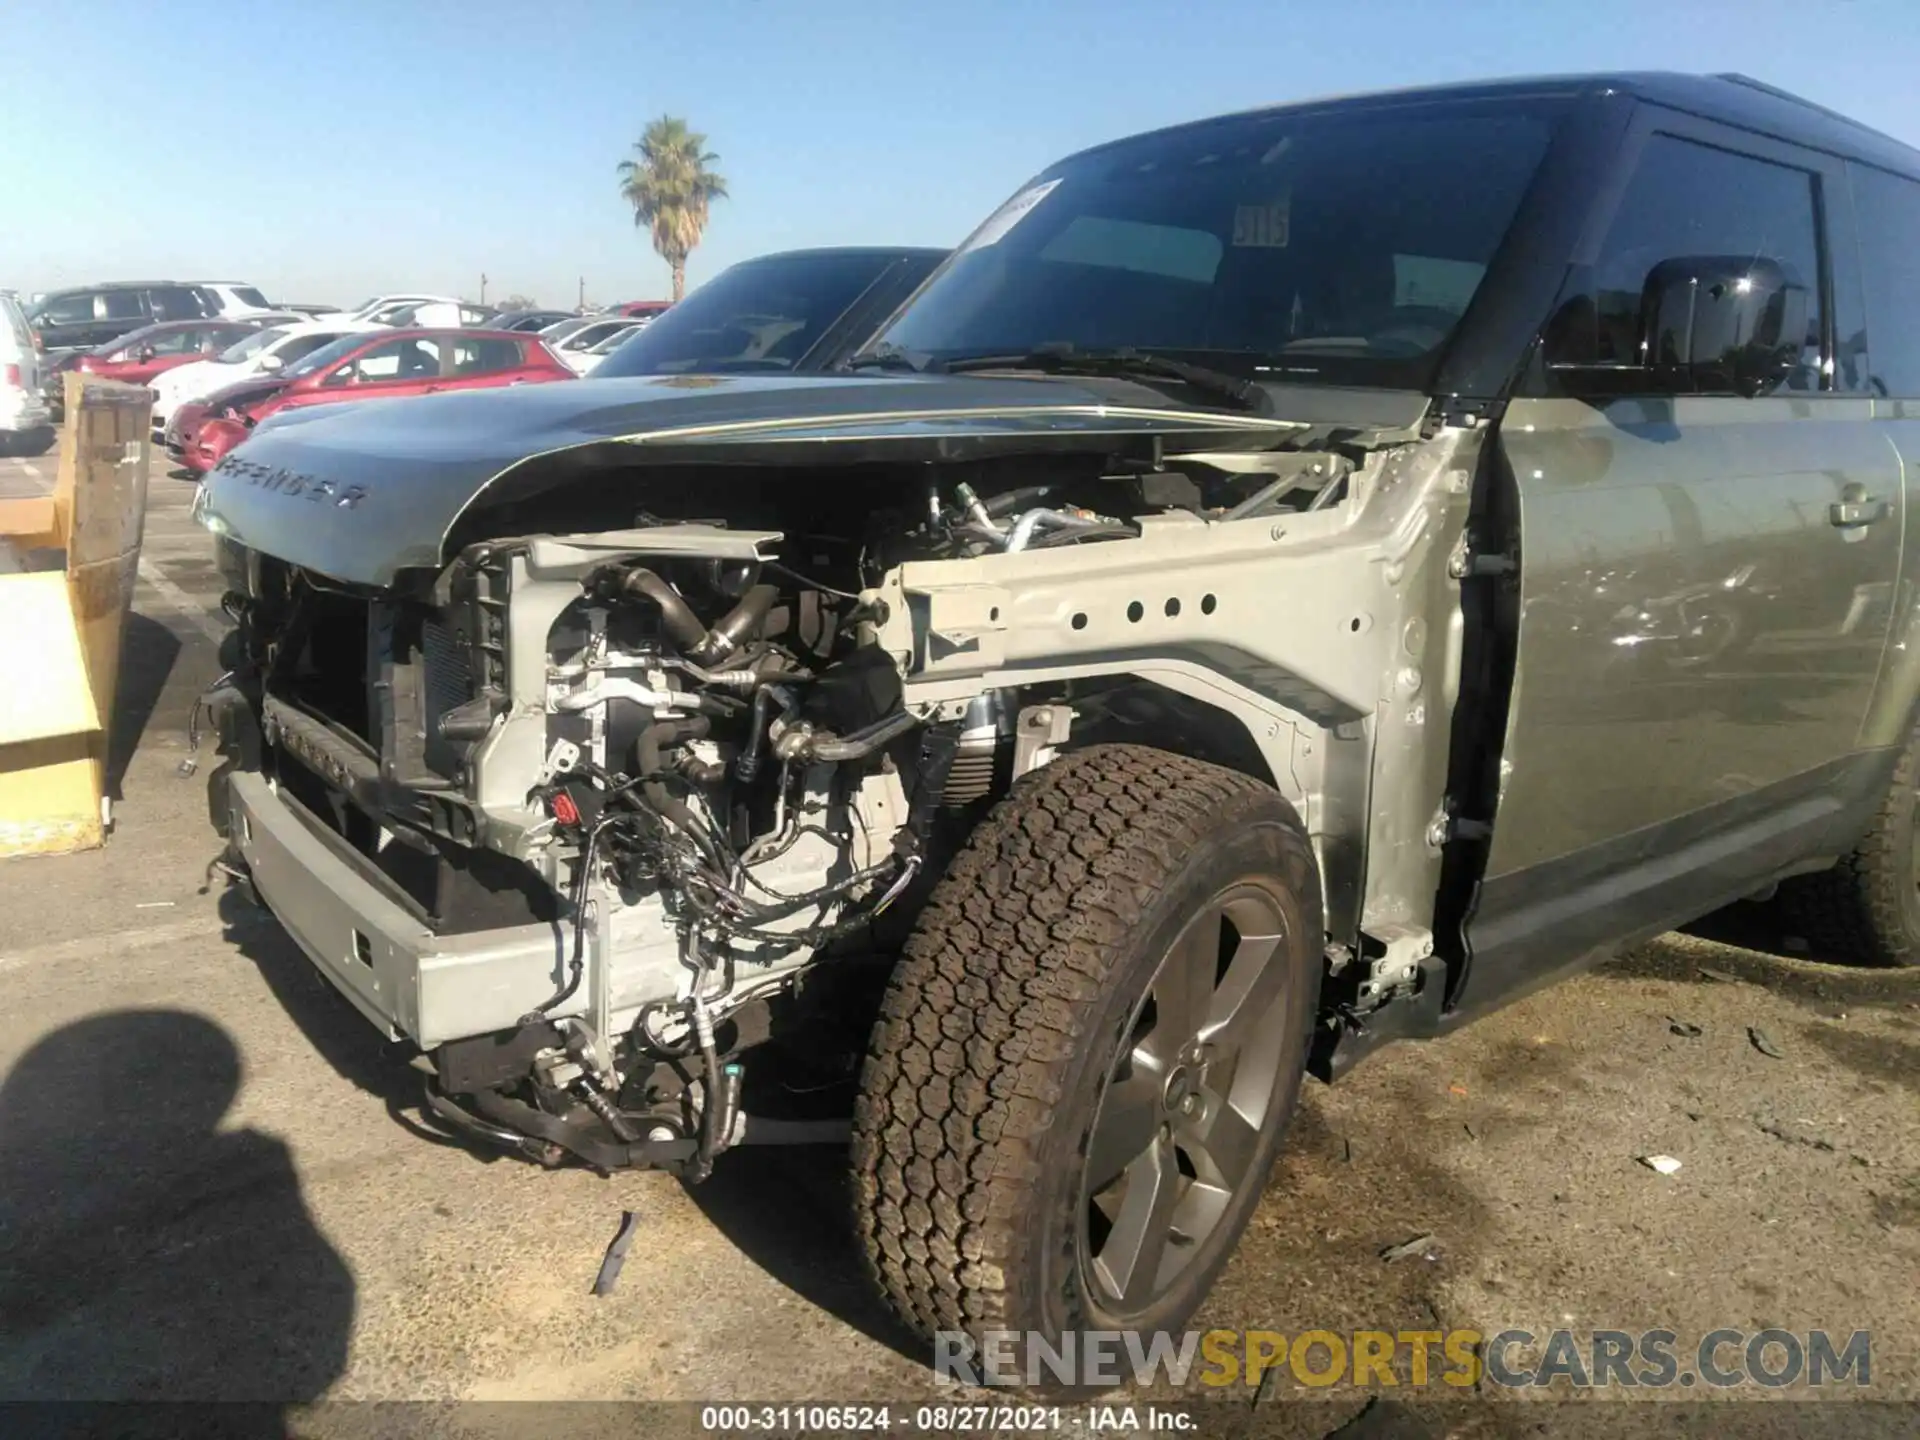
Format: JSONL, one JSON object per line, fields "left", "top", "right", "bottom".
{"left": 34, "top": 279, "right": 205, "bottom": 298}
{"left": 1056, "top": 73, "right": 1920, "bottom": 182}
{"left": 728, "top": 246, "right": 949, "bottom": 265}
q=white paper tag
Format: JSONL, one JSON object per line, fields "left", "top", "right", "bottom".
{"left": 964, "top": 179, "right": 1062, "bottom": 251}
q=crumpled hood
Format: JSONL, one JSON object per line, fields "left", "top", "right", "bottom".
{"left": 197, "top": 371, "right": 1305, "bottom": 587}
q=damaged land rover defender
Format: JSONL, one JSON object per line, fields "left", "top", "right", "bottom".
{"left": 194, "top": 74, "right": 1920, "bottom": 1357}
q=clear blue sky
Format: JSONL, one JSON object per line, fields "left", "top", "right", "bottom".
{"left": 3, "top": 0, "right": 1913, "bottom": 309}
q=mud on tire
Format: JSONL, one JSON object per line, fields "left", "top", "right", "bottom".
{"left": 850, "top": 744, "right": 1323, "bottom": 1366}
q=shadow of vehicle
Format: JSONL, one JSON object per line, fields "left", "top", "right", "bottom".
{"left": 214, "top": 886, "right": 498, "bottom": 1160}
{"left": 0, "top": 1010, "right": 353, "bottom": 1421}
{"left": 683, "top": 1141, "right": 926, "bottom": 1364}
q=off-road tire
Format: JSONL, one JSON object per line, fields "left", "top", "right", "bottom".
{"left": 850, "top": 744, "right": 1322, "bottom": 1365}
{"left": 1778, "top": 725, "right": 1920, "bottom": 967}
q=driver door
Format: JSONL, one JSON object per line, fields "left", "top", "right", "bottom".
{"left": 1461, "top": 110, "right": 1904, "bottom": 1003}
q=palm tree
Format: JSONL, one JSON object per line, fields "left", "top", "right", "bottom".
{"left": 616, "top": 116, "right": 728, "bottom": 301}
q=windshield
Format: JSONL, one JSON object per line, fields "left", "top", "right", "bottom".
{"left": 279, "top": 334, "right": 366, "bottom": 378}
{"left": 596, "top": 252, "right": 897, "bottom": 376}
{"left": 873, "top": 97, "right": 1561, "bottom": 391}
{"left": 219, "top": 326, "right": 289, "bottom": 363}
{"left": 587, "top": 324, "right": 642, "bottom": 353}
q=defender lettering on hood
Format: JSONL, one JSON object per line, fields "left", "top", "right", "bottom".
{"left": 211, "top": 453, "right": 369, "bottom": 510}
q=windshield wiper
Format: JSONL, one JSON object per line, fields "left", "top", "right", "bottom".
{"left": 841, "top": 342, "right": 928, "bottom": 373}
{"left": 936, "top": 344, "right": 1272, "bottom": 415}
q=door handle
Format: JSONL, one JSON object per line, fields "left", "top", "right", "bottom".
{"left": 1829, "top": 497, "right": 1889, "bottom": 529}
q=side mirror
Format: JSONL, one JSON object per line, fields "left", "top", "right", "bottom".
{"left": 137, "top": 345, "right": 157, "bottom": 362}
{"left": 257, "top": 352, "right": 284, "bottom": 372}
{"left": 1637, "top": 255, "right": 1811, "bottom": 397}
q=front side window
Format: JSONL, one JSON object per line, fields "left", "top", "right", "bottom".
{"left": 1542, "top": 132, "right": 1825, "bottom": 392}
{"left": 323, "top": 336, "right": 443, "bottom": 385}
{"left": 872, "top": 98, "right": 1561, "bottom": 390}
{"left": 232, "top": 286, "right": 271, "bottom": 309}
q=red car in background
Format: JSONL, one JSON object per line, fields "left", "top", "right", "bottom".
{"left": 46, "top": 319, "right": 276, "bottom": 407}
{"left": 614, "top": 299, "right": 672, "bottom": 320}
{"left": 178, "top": 328, "right": 572, "bottom": 473}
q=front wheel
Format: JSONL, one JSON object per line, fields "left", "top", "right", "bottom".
{"left": 1778, "top": 724, "right": 1920, "bottom": 966}
{"left": 851, "top": 745, "right": 1323, "bottom": 1373}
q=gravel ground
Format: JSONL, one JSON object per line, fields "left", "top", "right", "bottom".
{"left": 0, "top": 441, "right": 1914, "bottom": 1438}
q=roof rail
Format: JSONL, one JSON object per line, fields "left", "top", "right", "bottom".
{"left": 1713, "top": 73, "right": 1890, "bottom": 138}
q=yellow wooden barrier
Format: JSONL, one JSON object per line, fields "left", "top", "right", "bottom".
{"left": 0, "top": 374, "right": 153, "bottom": 857}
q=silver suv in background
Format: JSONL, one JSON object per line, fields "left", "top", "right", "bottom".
{"left": 0, "top": 291, "right": 52, "bottom": 456}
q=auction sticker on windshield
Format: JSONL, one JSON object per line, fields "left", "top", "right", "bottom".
{"left": 1233, "top": 193, "right": 1291, "bottom": 247}
{"left": 963, "top": 179, "right": 1062, "bottom": 250}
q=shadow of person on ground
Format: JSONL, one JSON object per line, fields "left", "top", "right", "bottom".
{"left": 106, "top": 611, "right": 182, "bottom": 798}
{"left": 0, "top": 1010, "right": 354, "bottom": 1420}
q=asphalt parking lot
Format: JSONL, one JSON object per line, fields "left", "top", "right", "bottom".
{"left": 0, "top": 438, "right": 1916, "bottom": 1437}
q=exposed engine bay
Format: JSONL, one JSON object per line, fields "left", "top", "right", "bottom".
{"left": 206, "top": 417, "right": 1471, "bottom": 1179}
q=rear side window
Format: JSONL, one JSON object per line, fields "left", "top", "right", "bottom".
{"left": 35, "top": 294, "right": 94, "bottom": 326}
{"left": 2, "top": 298, "right": 31, "bottom": 350}
{"left": 148, "top": 286, "right": 203, "bottom": 320}
{"left": 1544, "top": 133, "right": 1824, "bottom": 391}
{"left": 1850, "top": 165, "right": 1920, "bottom": 399}
{"left": 448, "top": 338, "right": 522, "bottom": 374}
{"left": 101, "top": 290, "right": 145, "bottom": 321}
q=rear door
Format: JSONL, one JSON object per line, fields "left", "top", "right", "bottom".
{"left": 1464, "top": 109, "right": 1904, "bottom": 997}
{"left": 94, "top": 288, "right": 149, "bottom": 348}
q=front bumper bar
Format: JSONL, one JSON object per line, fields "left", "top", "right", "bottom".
{"left": 227, "top": 770, "right": 567, "bottom": 1046}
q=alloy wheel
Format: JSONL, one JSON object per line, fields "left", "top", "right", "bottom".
{"left": 1079, "top": 884, "right": 1293, "bottom": 1316}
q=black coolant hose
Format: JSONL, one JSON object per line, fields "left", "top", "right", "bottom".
{"left": 691, "top": 584, "right": 779, "bottom": 663}
{"left": 615, "top": 569, "right": 779, "bottom": 665}
{"left": 615, "top": 568, "right": 709, "bottom": 652}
